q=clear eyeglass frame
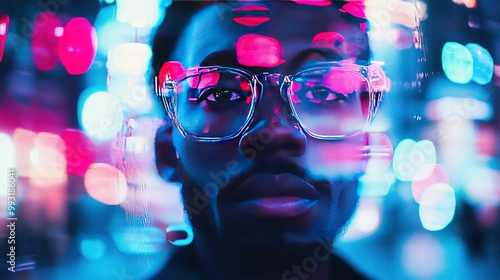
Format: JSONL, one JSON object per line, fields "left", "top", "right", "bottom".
{"left": 155, "top": 61, "right": 385, "bottom": 142}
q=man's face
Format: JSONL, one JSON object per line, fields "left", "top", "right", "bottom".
{"left": 166, "top": 1, "right": 370, "bottom": 262}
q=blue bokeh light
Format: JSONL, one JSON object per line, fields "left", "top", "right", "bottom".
{"left": 80, "top": 237, "right": 107, "bottom": 260}
{"left": 78, "top": 90, "right": 125, "bottom": 141}
{"left": 442, "top": 42, "right": 473, "bottom": 84}
{"left": 466, "top": 43, "right": 494, "bottom": 85}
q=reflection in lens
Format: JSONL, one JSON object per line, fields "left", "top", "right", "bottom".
{"left": 290, "top": 67, "right": 368, "bottom": 138}
{"left": 176, "top": 70, "right": 254, "bottom": 138}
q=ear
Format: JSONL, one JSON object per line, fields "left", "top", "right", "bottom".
{"left": 155, "top": 123, "right": 181, "bottom": 181}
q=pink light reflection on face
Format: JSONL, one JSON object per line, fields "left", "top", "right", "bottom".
{"left": 292, "top": 0, "right": 331, "bottom": 6}
{"left": 58, "top": 17, "right": 97, "bottom": 75}
{"left": 412, "top": 164, "right": 449, "bottom": 203}
{"left": 323, "top": 67, "right": 364, "bottom": 94}
{"left": 364, "top": 132, "right": 393, "bottom": 173}
{"left": 340, "top": 2, "right": 367, "bottom": 19}
{"left": 187, "top": 71, "right": 220, "bottom": 89}
{"left": 159, "top": 61, "right": 186, "bottom": 93}
{"left": 359, "top": 22, "right": 368, "bottom": 33}
{"left": 319, "top": 141, "right": 364, "bottom": 162}
{"left": 232, "top": 5, "right": 270, "bottom": 27}
{"left": 236, "top": 34, "right": 285, "bottom": 68}
{"left": 31, "top": 12, "right": 63, "bottom": 71}
{"left": 312, "top": 32, "right": 346, "bottom": 56}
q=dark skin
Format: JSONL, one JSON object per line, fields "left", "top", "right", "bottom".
{"left": 156, "top": 2, "right": 372, "bottom": 279}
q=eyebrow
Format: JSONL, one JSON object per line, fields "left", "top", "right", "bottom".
{"left": 198, "top": 47, "right": 345, "bottom": 73}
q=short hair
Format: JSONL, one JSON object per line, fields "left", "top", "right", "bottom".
{"left": 152, "top": 2, "right": 206, "bottom": 77}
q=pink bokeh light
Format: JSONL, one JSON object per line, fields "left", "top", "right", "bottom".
{"left": 58, "top": 17, "right": 97, "bottom": 75}
{"left": 31, "top": 12, "right": 62, "bottom": 71}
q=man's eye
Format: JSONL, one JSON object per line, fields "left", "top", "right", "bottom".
{"left": 304, "top": 87, "right": 348, "bottom": 103}
{"left": 201, "top": 88, "right": 243, "bottom": 103}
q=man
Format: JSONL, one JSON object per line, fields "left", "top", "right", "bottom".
{"left": 152, "top": 1, "right": 386, "bottom": 279}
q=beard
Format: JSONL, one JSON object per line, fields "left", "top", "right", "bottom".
{"left": 174, "top": 159, "right": 361, "bottom": 277}
{"left": 198, "top": 225, "right": 336, "bottom": 276}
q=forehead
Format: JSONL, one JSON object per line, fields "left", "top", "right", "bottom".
{"left": 173, "top": 1, "right": 369, "bottom": 69}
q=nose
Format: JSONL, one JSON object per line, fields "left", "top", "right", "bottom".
{"left": 238, "top": 82, "right": 307, "bottom": 160}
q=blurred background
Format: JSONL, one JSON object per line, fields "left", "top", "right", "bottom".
{"left": 0, "top": 0, "right": 499, "bottom": 279}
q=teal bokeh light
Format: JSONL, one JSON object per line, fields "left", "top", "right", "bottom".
{"left": 80, "top": 238, "right": 107, "bottom": 260}
{"left": 442, "top": 42, "right": 473, "bottom": 84}
{"left": 419, "top": 183, "right": 456, "bottom": 231}
{"left": 466, "top": 43, "right": 494, "bottom": 85}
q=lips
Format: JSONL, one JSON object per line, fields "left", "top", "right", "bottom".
{"left": 231, "top": 173, "right": 320, "bottom": 218}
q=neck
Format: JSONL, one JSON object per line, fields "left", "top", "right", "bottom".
{"left": 192, "top": 232, "right": 335, "bottom": 280}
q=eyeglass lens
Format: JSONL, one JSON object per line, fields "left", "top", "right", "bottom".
{"left": 173, "top": 66, "right": 370, "bottom": 138}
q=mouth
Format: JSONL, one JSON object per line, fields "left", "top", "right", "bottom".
{"left": 232, "top": 173, "right": 320, "bottom": 218}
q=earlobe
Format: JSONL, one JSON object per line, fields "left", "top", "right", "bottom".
{"left": 155, "top": 123, "right": 181, "bottom": 181}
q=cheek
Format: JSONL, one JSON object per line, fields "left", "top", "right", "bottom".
{"left": 172, "top": 131, "right": 247, "bottom": 186}
{"left": 304, "top": 139, "right": 366, "bottom": 179}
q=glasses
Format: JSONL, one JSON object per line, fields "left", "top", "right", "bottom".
{"left": 156, "top": 61, "right": 386, "bottom": 142}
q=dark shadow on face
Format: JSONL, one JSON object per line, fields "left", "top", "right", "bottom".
{"left": 159, "top": 1, "right": 371, "bottom": 275}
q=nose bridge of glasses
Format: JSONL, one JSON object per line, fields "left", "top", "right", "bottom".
{"left": 254, "top": 72, "right": 290, "bottom": 101}
{"left": 251, "top": 72, "right": 297, "bottom": 129}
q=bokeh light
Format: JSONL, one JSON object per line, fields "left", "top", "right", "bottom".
{"left": 58, "top": 17, "right": 97, "bottom": 75}
{"left": 419, "top": 183, "right": 456, "bottom": 231}
{"left": 442, "top": 42, "right": 473, "bottom": 84}
{"left": 28, "top": 132, "right": 68, "bottom": 188}
{"left": 401, "top": 233, "right": 446, "bottom": 278}
{"left": 80, "top": 237, "right": 107, "bottom": 260}
{"left": 94, "top": 5, "right": 136, "bottom": 57}
{"left": 0, "top": 13, "right": 10, "bottom": 62}
{"left": 393, "top": 139, "right": 437, "bottom": 181}
{"left": 84, "top": 163, "right": 128, "bottom": 205}
{"left": 107, "top": 43, "right": 153, "bottom": 113}
{"left": 107, "top": 43, "right": 152, "bottom": 75}
{"left": 358, "top": 172, "right": 395, "bottom": 197}
{"left": 412, "top": 164, "right": 449, "bottom": 203}
{"left": 79, "top": 90, "right": 124, "bottom": 141}
{"left": 0, "top": 133, "right": 16, "bottom": 205}
{"left": 466, "top": 43, "right": 494, "bottom": 85}
{"left": 12, "top": 128, "right": 36, "bottom": 177}
{"left": 116, "top": 0, "right": 164, "bottom": 28}
{"left": 61, "top": 128, "right": 97, "bottom": 177}
{"left": 31, "top": 12, "right": 62, "bottom": 71}
{"left": 463, "top": 167, "right": 500, "bottom": 206}
{"left": 426, "top": 97, "right": 493, "bottom": 121}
